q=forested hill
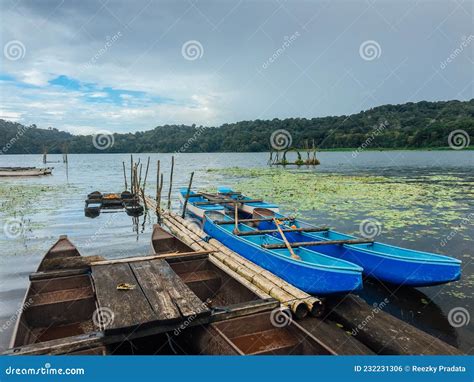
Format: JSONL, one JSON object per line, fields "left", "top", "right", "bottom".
{"left": 1, "top": 99, "right": 473, "bottom": 154}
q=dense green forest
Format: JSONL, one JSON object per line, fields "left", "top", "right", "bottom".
{"left": 1, "top": 99, "right": 472, "bottom": 154}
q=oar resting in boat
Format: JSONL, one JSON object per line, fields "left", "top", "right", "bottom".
{"left": 250, "top": 208, "right": 462, "bottom": 287}
{"left": 203, "top": 211, "right": 363, "bottom": 295}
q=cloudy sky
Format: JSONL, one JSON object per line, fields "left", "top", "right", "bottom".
{"left": 0, "top": 0, "right": 472, "bottom": 134}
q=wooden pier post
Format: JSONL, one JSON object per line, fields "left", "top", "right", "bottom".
{"left": 181, "top": 171, "right": 194, "bottom": 218}
{"left": 167, "top": 155, "right": 174, "bottom": 210}
{"left": 122, "top": 161, "right": 128, "bottom": 191}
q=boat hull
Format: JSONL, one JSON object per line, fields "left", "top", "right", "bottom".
{"left": 203, "top": 218, "right": 362, "bottom": 295}
{"left": 258, "top": 220, "right": 461, "bottom": 287}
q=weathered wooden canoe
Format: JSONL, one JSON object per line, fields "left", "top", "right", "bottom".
{"left": 10, "top": 236, "right": 103, "bottom": 354}
{"left": 174, "top": 310, "right": 337, "bottom": 355}
{"left": 0, "top": 167, "right": 53, "bottom": 177}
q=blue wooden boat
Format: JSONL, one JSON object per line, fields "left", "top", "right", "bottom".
{"left": 251, "top": 209, "right": 462, "bottom": 287}
{"left": 178, "top": 188, "right": 225, "bottom": 219}
{"left": 217, "top": 187, "right": 279, "bottom": 217}
{"left": 203, "top": 211, "right": 363, "bottom": 294}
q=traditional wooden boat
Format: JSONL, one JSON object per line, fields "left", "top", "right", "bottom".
{"left": 252, "top": 208, "right": 462, "bottom": 287}
{"left": 0, "top": 167, "right": 53, "bottom": 177}
{"left": 203, "top": 212, "right": 363, "bottom": 294}
{"left": 174, "top": 310, "right": 337, "bottom": 355}
{"left": 178, "top": 188, "right": 225, "bottom": 219}
{"left": 10, "top": 235, "right": 106, "bottom": 354}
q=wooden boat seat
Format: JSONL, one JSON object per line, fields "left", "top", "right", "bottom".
{"left": 230, "top": 328, "right": 299, "bottom": 355}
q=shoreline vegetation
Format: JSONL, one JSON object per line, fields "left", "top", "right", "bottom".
{"left": 0, "top": 99, "right": 473, "bottom": 154}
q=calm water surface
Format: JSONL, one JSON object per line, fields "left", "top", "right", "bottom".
{"left": 0, "top": 151, "right": 472, "bottom": 353}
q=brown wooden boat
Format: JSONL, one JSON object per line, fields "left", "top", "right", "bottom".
{"left": 0, "top": 167, "right": 53, "bottom": 177}
{"left": 10, "top": 235, "right": 105, "bottom": 355}
{"left": 7, "top": 226, "right": 339, "bottom": 356}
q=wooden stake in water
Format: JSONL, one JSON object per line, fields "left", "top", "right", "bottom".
{"left": 130, "top": 155, "right": 133, "bottom": 194}
{"left": 167, "top": 156, "right": 174, "bottom": 210}
{"left": 122, "top": 161, "right": 128, "bottom": 191}
{"left": 143, "top": 157, "right": 150, "bottom": 195}
{"left": 181, "top": 172, "right": 194, "bottom": 218}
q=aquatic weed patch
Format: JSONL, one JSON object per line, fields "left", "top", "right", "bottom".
{"left": 206, "top": 167, "right": 473, "bottom": 239}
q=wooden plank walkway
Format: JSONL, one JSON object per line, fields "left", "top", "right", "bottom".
{"left": 92, "top": 259, "right": 210, "bottom": 333}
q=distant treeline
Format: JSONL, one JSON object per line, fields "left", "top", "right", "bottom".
{"left": 1, "top": 99, "right": 473, "bottom": 154}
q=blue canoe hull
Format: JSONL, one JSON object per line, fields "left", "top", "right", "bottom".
{"left": 203, "top": 218, "right": 363, "bottom": 295}
{"left": 257, "top": 220, "right": 461, "bottom": 287}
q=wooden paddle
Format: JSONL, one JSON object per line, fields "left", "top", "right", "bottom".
{"left": 272, "top": 218, "right": 301, "bottom": 260}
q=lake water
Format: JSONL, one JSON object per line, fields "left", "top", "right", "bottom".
{"left": 0, "top": 151, "right": 472, "bottom": 353}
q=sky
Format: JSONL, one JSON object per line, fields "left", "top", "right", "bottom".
{"left": 0, "top": 0, "right": 473, "bottom": 135}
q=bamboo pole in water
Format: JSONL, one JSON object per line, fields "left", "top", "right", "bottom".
{"left": 122, "top": 162, "right": 128, "bottom": 191}
{"left": 167, "top": 155, "right": 174, "bottom": 210}
{"left": 181, "top": 171, "right": 194, "bottom": 218}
